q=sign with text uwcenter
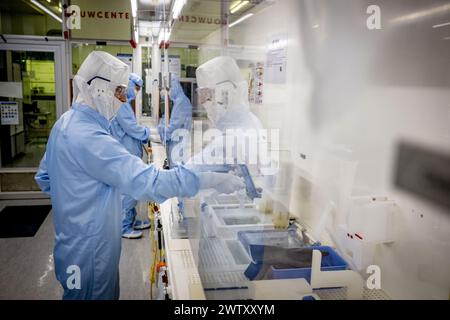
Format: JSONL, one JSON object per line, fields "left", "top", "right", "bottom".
{"left": 70, "top": 0, "right": 131, "bottom": 41}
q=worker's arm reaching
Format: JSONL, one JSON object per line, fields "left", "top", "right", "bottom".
{"left": 73, "top": 128, "right": 198, "bottom": 203}
{"left": 70, "top": 127, "right": 244, "bottom": 203}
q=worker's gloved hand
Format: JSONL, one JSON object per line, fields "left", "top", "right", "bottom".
{"left": 129, "top": 73, "right": 143, "bottom": 87}
{"left": 197, "top": 172, "right": 245, "bottom": 194}
{"left": 169, "top": 75, "right": 184, "bottom": 101}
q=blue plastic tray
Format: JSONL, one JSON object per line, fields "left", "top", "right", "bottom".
{"left": 270, "top": 246, "right": 347, "bottom": 283}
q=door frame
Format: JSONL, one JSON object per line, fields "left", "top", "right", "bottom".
{"left": 0, "top": 35, "right": 69, "bottom": 199}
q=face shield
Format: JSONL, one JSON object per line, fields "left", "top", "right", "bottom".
{"left": 133, "top": 84, "right": 142, "bottom": 99}
{"left": 73, "top": 51, "right": 130, "bottom": 121}
{"left": 196, "top": 56, "right": 249, "bottom": 126}
{"left": 197, "top": 80, "right": 237, "bottom": 126}
{"left": 86, "top": 77, "right": 127, "bottom": 121}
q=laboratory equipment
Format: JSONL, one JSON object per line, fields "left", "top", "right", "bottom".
{"left": 189, "top": 164, "right": 262, "bottom": 200}
{"left": 269, "top": 246, "right": 347, "bottom": 282}
{"left": 205, "top": 205, "right": 274, "bottom": 239}
{"left": 310, "top": 249, "right": 364, "bottom": 300}
{"left": 334, "top": 196, "right": 398, "bottom": 270}
{"left": 238, "top": 228, "right": 307, "bottom": 258}
{"left": 248, "top": 278, "right": 316, "bottom": 300}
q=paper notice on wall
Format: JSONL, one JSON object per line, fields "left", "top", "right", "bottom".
{"left": 249, "top": 62, "right": 264, "bottom": 104}
{"left": 162, "top": 55, "right": 181, "bottom": 77}
{"left": 265, "top": 34, "right": 288, "bottom": 84}
{"left": 0, "top": 82, "right": 23, "bottom": 99}
{"left": 1, "top": 101, "right": 19, "bottom": 125}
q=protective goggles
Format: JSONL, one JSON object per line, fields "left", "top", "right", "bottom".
{"left": 87, "top": 76, "right": 128, "bottom": 94}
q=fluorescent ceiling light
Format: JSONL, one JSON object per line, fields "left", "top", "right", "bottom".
{"left": 30, "top": 0, "right": 62, "bottom": 23}
{"left": 432, "top": 21, "right": 450, "bottom": 28}
{"left": 390, "top": 3, "right": 450, "bottom": 24}
{"left": 229, "top": 13, "right": 253, "bottom": 28}
{"left": 230, "top": 1, "right": 242, "bottom": 11}
{"left": 230, "top": 1, "right": 249, "bottom": 14}
{"left": 131, "top": 0, "right": 137, "bottom": 18}
{"left": 134, "top": 29, "right": 139, "bottom": 44}
{"left": 172, "top": 0, "right": 187, "bottom": 20}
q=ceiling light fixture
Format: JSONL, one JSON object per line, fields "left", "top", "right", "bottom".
{"left": 172, "top": 0, "right": 187, "bottom": 20}
{"left": 30, "top": 0, "right": 62, "bottom": 23}
{"left": 230, "top": 1, "right": 242, "bottom": 11}
{"left": 432, "top": 21, "right": 450, "bottom": 28}
{"left": 230, "top": 1, "right": 249, "bottom": 14}
{"left": 130, "top": 0, "right": 137, "bottom": 18}
{"left": 229, "top": 13, "right": 253, "bottom": 28}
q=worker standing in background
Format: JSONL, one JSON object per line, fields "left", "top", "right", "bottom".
{"left": 34, "top": 51, "right": 244, "bottom": 300}
{"left": 157, "top": 74, "right": 192, "bottom": 166}
{"left": 190, "top": 56, "right": 264, "bottom": 167}
{"left": 157, "top": 75, "right": 194, "bottom": 220}
{"left": 110, "top": 73, "right": 151, "bottom": 239}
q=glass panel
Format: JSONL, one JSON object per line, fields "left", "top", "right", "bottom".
{"left": 0, "top": 0, "right": 62, "bottom": 37}
{"left": 179, "top": 0, "right": 450, "bottom": 300}
{"left": 0, "top": 50, "right": 56, "bottom": 170}
{"left": 71, "top": 43, "right": 133, "bottom": 76}
{"left": 141, "top": 45, "right": 152, "bottom": 117}
{"left": 140, "top": 46, "right": 201, "bottom": 118}
{"left": 167, "top": 47, "right": 199, "bottom": 78}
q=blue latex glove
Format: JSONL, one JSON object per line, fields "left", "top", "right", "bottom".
{"left": 197, "top": 171, "right": 245, "bottom": 194}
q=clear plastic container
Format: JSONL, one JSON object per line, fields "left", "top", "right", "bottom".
{"left": 238, "top": 229, "right": 305, "bottom": 258}
{"left": 208, "top": 206, "right": 274, "bottom": 239}
{"left": 202, "top": 193, "right": 254, "bottom": 207}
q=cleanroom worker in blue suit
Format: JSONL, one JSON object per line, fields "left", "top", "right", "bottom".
{"left": 110, "top": 73, "right": 151, "bottom": 239}
{"left": 157, "top": 74, "right": 192, "bottom": 166}
{"left": 34, "top": 51, "right": 244, "bottom": 300}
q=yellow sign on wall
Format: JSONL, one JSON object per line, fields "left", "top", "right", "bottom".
{"left": 70, "top": 0, "right": 131, "bottom": 41}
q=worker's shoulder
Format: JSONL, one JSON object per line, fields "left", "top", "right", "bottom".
{"left": 57, "top": 109, "right": 110, "bottom": 142}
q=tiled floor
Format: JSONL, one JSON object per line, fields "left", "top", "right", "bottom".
{"left": 0, "top": 201, "right": 153, "bottom": 300}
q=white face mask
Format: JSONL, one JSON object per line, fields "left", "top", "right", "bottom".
{"left": 88, "top": 82, "right": 117, "bottom": 121}
{"left": 203, "top": 100, "right": 226, "bottom": 127}
{"left": 111, "top": 97, "right": 123, "bottom": 119}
